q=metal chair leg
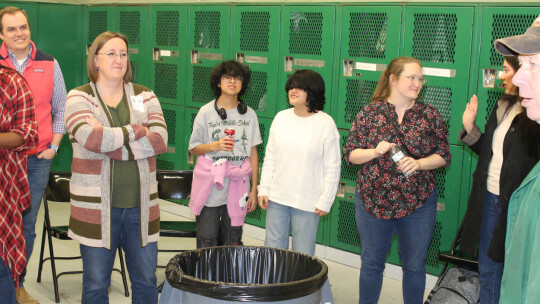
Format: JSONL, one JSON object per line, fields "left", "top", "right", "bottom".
{"left": 117, "top": 246, "right": 130, "bottom": 297}
{"left": 37, "top": 221, "right": 47, "bottom": 282}
{"left": 42, "top": 197, "right": 61, "bottom": 303}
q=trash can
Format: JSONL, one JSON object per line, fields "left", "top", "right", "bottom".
{"left": 159, "top": 246, "right": 333, "bottom": 303}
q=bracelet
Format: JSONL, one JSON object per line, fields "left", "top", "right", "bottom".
{"left": 50, "top": 144, "right": 59, "bottom": 154}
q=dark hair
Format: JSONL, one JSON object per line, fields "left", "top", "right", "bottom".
{"left": 371, "top": 57, "right": 422, "bottom": 103}
{"left": 504, "top": 55, "right": 520, "bottom": 72}
{"left": 87, "top": 31, "right": 132, "bottom": 83}
{"left": 501, "top": 56, "right": 521, "bottom": 117}
{"left": 209, "top": 60, "right": 251, "bottom": 99}
{"left": 285, "top": 69, "right": 325, "bottom": 113}
{"left": 0, "top": 6, "right": 30, "bottom": 33}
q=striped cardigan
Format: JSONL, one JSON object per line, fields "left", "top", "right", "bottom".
{"left": 65, "top": 82, "right": 167, "bottom": 249}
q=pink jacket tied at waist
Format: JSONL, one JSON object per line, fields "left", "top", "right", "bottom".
{"left": 189, "top": 155, "right": 252, "bottom": 226}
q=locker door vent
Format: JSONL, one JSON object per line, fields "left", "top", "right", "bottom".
{"left": 288, "top": 12, "right": 323, "bottom": 55}
{"left": 417, "top": 86, "right": 452, "bottom": 131}
{"left": 349, "top": 12, "right": 388, "bottom": 59}
{"left": 119, "top": 11, "right": 141, "bottom": 45}
{"left": 435, "top": 167, "right": 448, "bottom": 200}
{"left": 344, "top": 79, "right": 376, "bottom": 125}
{"left": 162, "top": 108, "right": 177, "bottom": 146}
{"left": 130, "top": 61, "right": 139, "bottom": 84}
{"left": 256, "top": 122, "right": 268, "bottom": 162}
{"left": 157, "top": 159, "right": 175, "bottom": 170}
{"left": 88, "top": 11, "right": 108, "bottom": 43}
{"left": 490, "top": 14, "right": 539, "bottom": 67}
{"left": 336, "top": 198, "right": 361, "bottom": 248}
{"left": 192, "top": 66, "right": 214, "bottom": 105}
{"left": 156, "top": 11, "right": 179, "bottom": 47}
{"left": 340, "top": 143, "right": 358, "bottom": 183}
{"left": 244, "top": 71, "right": 268, "bottom": 112}
{"left": 193, "top": 11, "right": 221, "bottom": 49}
{"left": 240, "top": 11, "right": 270, "bottom": 52}
{"left": 426, "top": 221, "right": 443, "bottom": 268}
{"left": 412, "top": 13, "right": 457, "bottom": 64}
{"left": 155, "top": 63, "right": 178, "bottom": 100}
{"left": 485, "top": 90, "right": 503, "bottom": 123}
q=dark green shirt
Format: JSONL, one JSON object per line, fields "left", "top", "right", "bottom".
{"left": 107, "top": 94, "right": 140, "bottom": 208}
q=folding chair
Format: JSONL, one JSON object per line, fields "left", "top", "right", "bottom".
{"left": 156, "top": 170, "right": 196, "bottom": 265}
{"left": 37, "top": 172, "right": 129, "bottom": 303}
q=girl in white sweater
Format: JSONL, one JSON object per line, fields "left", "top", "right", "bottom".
{"left": 258, "top": 69, "right": 341, "bottom": 255}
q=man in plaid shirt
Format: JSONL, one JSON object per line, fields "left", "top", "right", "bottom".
{"left": 0, "top": 63, "right": 38, "bottom": 304}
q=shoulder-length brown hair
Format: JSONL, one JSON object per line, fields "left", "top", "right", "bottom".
{"left": 87, "top": 31, "right": 132, "bottom": 83}
{"left": 370, "top": 57, "right": 422, "bottom": 103}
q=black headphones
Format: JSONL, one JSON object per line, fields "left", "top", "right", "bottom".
{"left": 214, "top": 99, "right": 248, "bottom": 120}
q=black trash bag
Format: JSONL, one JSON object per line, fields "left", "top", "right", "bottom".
{"left": 165, "top": 246, "right": 328, "bottom": 302}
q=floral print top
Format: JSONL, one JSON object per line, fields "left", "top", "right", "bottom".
{"left": 343, "top": 100, "right": 451, "bottom": 219}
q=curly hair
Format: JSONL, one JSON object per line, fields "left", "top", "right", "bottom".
{"left": 209, "top": 61, "right": 251, "bottom": 99}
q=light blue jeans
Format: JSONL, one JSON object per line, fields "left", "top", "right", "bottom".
{"left": 264, "top": 201, "right": 320, "bottom": 255}
{"left": 478, "top": 191, "right": 504, "bottom": 304}
{"left": 20, "top": 155, "right": 53, "bottom": 286}
{"left": 80, "top": 207, "right": 158, "bottom": 304}
{"left": 355, "top": 188, "right": 438, "bottom": 304}
{"left": 0, "top": 257, "right": 16, "bottom": 304}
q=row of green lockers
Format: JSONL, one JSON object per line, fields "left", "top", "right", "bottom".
{"left": 4, "top": 1, "right": 540, "bottom": 275}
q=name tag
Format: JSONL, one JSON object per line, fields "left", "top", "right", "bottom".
{"left": 130, "top": 96, "right": 145, "bottom": 112}
{"left": 33, "top": 68, "right": 44, "bottom": 73}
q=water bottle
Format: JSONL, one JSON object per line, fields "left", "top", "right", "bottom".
{"left": 389, "top": 145, "right": 412, "bottom": 178}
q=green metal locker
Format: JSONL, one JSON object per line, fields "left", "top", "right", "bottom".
{"left": 279, "top": 5, "right": 336, "bottom": 115}
{"left": 185, "top": 5, "right": 230, "bottom": 108}
{"left": 336, "top": 6, "right": 402, "bottom": 129}
{"left": 402, "top": 6, "right": 475, "bottom": 145}
{"left": 150, "top": 6, "right": 187, "bottom": 106}
{"left": 461, "top": 5, "right": 540, "bottom": 227}
{"left": 184, "top": 106, "right": 200, "bottom": 170}
{"left": 329, "top": 129, "right": 361, "bottom": 253}
{"left": 157, "top": 104, "right": 185, "bottom": 171}
{"left": 231, "top": 5, "right": 281, "bottom": 119}
{"left": 244, "top": 116, "right": 272, "bottom": 228}
{"left": 115, "top": 5, "right": 149, "bottom": 86}
{"left": 428, "top": 145, "right": 464, "bottom": 274}
{"left": 475, "top": 7, "right": 540, "bottom": 130}
{"left": 82, "top": 5, "right": 114, "bottom": 83}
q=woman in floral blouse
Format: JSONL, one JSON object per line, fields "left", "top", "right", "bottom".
{"left": 343, "top": 57, "right": 451, "bottom": 304}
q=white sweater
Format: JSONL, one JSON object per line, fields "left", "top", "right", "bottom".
{"left": 258, "top": 108, "right": 341, "bottom": 212}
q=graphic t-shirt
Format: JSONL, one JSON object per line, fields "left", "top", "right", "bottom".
{"left": 189, "top": 100, "right": 262, "bottom": 207}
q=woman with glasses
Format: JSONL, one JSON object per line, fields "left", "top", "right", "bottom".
{"left": 257, "top": 69, "right": 341, "bottom": 255}
{"left": 343, "top": 57, "right": 451, "bottom": 304}
{"left": 64, "top": 31, "right": 167, "bottom": 304}
{"left": 457, "top": 55, "right": 540, "bottom": 304}
{"left": 188, "top": 60, "right": 261, "bottom": 248}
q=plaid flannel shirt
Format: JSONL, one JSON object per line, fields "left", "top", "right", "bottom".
{"left": 0, "top": 65, "right": 38, "bottom": 286}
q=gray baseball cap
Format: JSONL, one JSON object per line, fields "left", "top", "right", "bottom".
{"left": 495, "top": 16, "right": 540, "bottom": 56}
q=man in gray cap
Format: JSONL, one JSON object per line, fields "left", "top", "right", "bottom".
{"left": 493, "top": 15, "right": 540, "bottom": 304}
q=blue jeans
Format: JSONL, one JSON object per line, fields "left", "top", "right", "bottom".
{"left": 478, "top": 191, "right": 504, "bottom": 304}
{"left": 196, "top": 205, "right": 243, "bottom": 248}
{"left": 20, "top": 155, "right": 53, "bottom": 286}
{"left": 80, "top": 207, "right": 158, "bottom": 304}
{"left": 264, "top": 201, "right": 320, "bottom": 255}
{"left": 0, "top": 258, "right": 16, "bottom": 304}
{"left": 355, "top": 188, "right": 438, "bottom": 304}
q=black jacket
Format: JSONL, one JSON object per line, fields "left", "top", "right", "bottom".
{"left": 459, "top": 100, "right": 540, "bottom": 262}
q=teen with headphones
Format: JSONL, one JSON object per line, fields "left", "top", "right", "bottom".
{"left": 188, "top": 60, "right": 262, "bottom": 248}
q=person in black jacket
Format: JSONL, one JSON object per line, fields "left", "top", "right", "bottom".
{"left": 458, "top": 55, "right": 540, "bottom": 304}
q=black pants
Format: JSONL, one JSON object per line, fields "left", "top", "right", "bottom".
{"left": 195, "top": 205, "right": 243, "bottom": 248}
